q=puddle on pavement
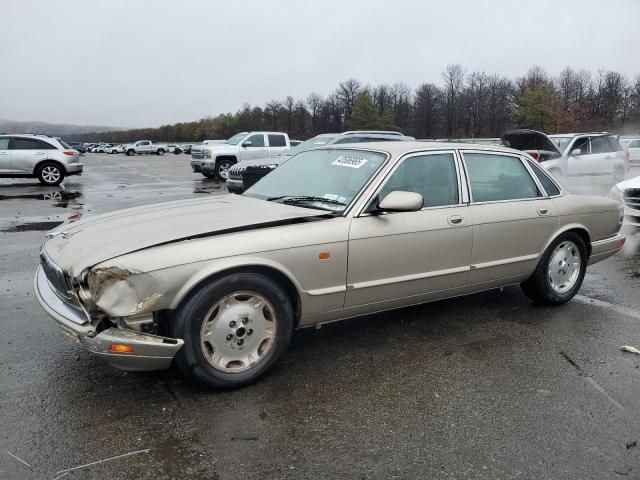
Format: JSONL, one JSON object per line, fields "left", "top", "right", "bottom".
{"left": 193, "top": 180, "right": 224, "bottom": 194}
{"left": 2, "top": 220, "right": 63, "bottom": 232}
{"left": 0, "top": 189, "right": 83, "bottom": 208}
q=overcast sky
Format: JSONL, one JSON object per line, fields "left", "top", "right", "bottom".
{"left": 2, "top": 0, "right": 639, "bottom": 128}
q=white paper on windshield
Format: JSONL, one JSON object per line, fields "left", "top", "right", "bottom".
{"left": 332, "top": 156, "right": 368, "bottom": 168}
{"left": 323, "top": 194, "right": 339, "bottom": 200}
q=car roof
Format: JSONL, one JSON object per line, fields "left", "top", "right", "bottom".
{"left": 320, "top": 140, "right": 528, "bottom": 157}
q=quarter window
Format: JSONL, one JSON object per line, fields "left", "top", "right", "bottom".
{"left": 245, "top": 134, "right": 265, "bottom": 147}
{"left": 0, "top": 138, "right": 9, "bottom": 149}
{"left": 528, "top": 160, "right": 561, "bottom": 196}
{"left": 267, "top": 134, "right": 286, "bottom": 147}
{"left": 378, "top": 153, "right": 459, "bottom": 208}
{"left": 464, "top": 153, "right": 540, "bottom": 202}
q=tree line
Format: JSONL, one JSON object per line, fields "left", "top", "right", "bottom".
{"left": 74, "top": 65, "right": 640, "bottom": 143}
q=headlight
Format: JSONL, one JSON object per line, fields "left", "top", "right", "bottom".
{"left": 204, "top": 151, "right": 212, "bottom": 159}
{"left": 87, "top": 267, "right": 162, "bottom": 317}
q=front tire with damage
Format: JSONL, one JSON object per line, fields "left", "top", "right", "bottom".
{"left": 172, "top": 273, "right": 293, "bottom": 389}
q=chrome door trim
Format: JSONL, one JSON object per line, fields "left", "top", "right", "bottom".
{"left": 347, "top": 265, "right": 471, "bottom": 291}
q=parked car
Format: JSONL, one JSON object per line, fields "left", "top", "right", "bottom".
{"left": 227, "top": 131, "right": 415, "bottom": 193}
{"left": 0, "top": 134, "right": 83, "bottom": 185}
{"left": 35, "top": 141, "right": 625, "bottom": 389}
{"left": 620, "top": 137, "right": 640, "bottom": 165}
{"left": 609, "top": 175, "right": 640, "bottom": 229}
{"left": 92, "top": 144, "right": 113, "bottom": 153}
{"left": 290, "top": 140, "right": 302, "bottom": 147}
{"left": 67, "top": 142, "right": 86, "bottom": 154}
{"left": 191, "top": 131, "right": 290, "bottom": 180}
{"left": 167, "top": 144, "right": 183, "bottom": 154}
{"left": 106, "top": 144, "right": 125, "bottom": 154}
{"left": 124, "top": 140, "right": 169, "bottom": 156}
{"left": 181, "top": 144, "right": 193, "bottom": 154}
{"left": 502, "top": 130, "right": 628, "bottom": 191}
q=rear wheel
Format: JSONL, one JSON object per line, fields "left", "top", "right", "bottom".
{"left": 37, "top": 162, "right": 64, "bottom": 186}
{"left": 173, "top": 273, "right": 294, "bottom": 389}
{"left": 157, "top": 149, "right": 165, "bottom": 156}
{"left": 127, "top": 149, "right": 135, "bottom": 156}
{"left": 521, "top": 232, "right": 587, "bottom": 305}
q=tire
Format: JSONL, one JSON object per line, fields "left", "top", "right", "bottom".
{"left": 172, "top": 273, "right": 294, "bottom": 389}
{"left": 174, "top": 149, "right": 182, "bottom": 155}
{"left": 127, "top": 149, "right": 135, "bottom": 156}
{"left": 37, "top": 162, "right": 64, "bottom": 186}
{"left": 157, "top": 149, "right": 165, "bottom": 156}
{"left": 215, "top": 159, "right": 234, "bottom": 181}
{"left": 521, "top": 232, "right": 587, "bottom": 305}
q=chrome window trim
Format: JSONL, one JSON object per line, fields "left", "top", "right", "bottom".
{"left": 524, "top": 156, "right": 565, "bottom": 198}
{"left": 460, "top": 150, "right": 547, "bottom": 205}
{"left": 354, "top": 150, "right": 465, "bottom": 217}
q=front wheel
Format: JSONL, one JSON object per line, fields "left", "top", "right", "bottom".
{"left": 126, "top": 149, "right": 135, "bottom": 156}
{"left": 37, "top": 163, "right": 64, "bottom": 186}
{"left": 173, "top": 273, "right": 294, "bottom": 389}
{"left": 521, "top": 232, "right": 587, "bottom": 305}
{"left": 215, "top": 159, "right": 234, "bottom": 181}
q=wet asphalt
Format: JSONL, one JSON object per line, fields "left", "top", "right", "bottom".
{"left": 1, "top": 153, "right": 640, "bottom": 480}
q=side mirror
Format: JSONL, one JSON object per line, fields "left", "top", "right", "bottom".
{"left": 242, "top": 141, "right": 252, "bottom": 147}
{"left": 378, "top": 191, "right": 423, "bottom": 212}
{"left": 571, "top": 148, "right": 582, "bottom": 156}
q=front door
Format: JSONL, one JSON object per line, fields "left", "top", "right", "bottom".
{"left": 461, "top": 151, "right": 559, "bottom": 284}
{"left": 8, "top": 137, "right": 48, "bottom": 173}
{"left": 241, "top": 134, "right": 268, "bottom": 161}
{"left": 346, "top": 151, "right": 472, "bottom": 308}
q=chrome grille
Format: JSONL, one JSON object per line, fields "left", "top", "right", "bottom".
{"left": 228, "top": 165, "right": 246, "bottom": 179}
{"left": 624, "top": 189, "right": 640, "bottom": 210}
{"left": 191, "top": 151, "right": 206, "bottom": 160}
{"left": 40, "top": 250, "right": 71, "bottom": 299}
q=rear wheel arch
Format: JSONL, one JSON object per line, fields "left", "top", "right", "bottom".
{"left": 175, "top": 265, "right": 302, "bottom": 327}
{"left": 33, "top": 159, "right": 66, "bottom": 176}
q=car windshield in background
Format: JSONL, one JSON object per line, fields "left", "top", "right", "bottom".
{"left": 244, "top": 148, "right": 387, "bottom": 213}
{"left": 226, "top": 133, "right": 247, "bottom": 145}
{"left": 550, "top": 136, "right": 572, "bottom": 152}
{"left": 288, "top": 135, "right": 339, "bottom": 155}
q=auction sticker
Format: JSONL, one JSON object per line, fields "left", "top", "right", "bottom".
{"left": 332, "top": 156, "right": 368, "bottom": 168}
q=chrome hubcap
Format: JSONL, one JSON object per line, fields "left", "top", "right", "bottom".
{"left": 42, "top": 166, "right": 61, "bottom": 183}
{"left": 200, "top": 291, "right": 277, "bottom": 373}
{"left": 218, "top": 163, "right": 231, "bottom": 179}
{"left": 548, "top": 241, "right": 581, "bottom": 294}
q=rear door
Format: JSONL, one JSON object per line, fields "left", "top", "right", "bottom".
{"left": 267, "top": 134, "right": 288, "bottom": 158}
{"left": 0, "top": 138, "right": 10, "bottom": 171}
{"left": 627, "top": 139, "right": 640, "bottom": 163}
{"left": 588, "top": 135, "right": 616, "bottom": 184}
{"left": 9, "top": 137, "right": 52, "bottom": 173}
{"left": 462, "top": 151, "right": 559, "bottom": 285}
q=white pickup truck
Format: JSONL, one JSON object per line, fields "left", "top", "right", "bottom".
{"left": 125, "top": 140, "right": 169, "bottom": 156}
{"left": 190, "top": 131, "right": 290, "bottom": 180}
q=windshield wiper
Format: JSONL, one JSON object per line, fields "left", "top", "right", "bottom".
{"left": 266, "top": 195, "right": 346, "bottom": 212}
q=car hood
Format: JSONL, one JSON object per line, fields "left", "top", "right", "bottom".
{"left": 616, "top": 175, "right": 640, "bottom": 191}
{"left": 233, "top": 156, "right": 291, "bottom": 169}
{"left": 43, "top": 194, "right": 326, "bottom": 277}
{"left": 501, "top": 129, "right": 563, "bottom": 156}
{"left": 195, "top": 144, "right": 238, "bottom": 155}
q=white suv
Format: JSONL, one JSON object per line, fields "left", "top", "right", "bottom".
{"left": 503, "top": 130, "right": 627, "bottom": 192}
{"left": 0, "top": 134, "right": 83, "bottom": 186}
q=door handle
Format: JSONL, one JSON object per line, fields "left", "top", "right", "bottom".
{"left": 449, "top": 215, "right": 463, "bottom": 225}
{"left": 35, "top": 152, "right": 44, "bottom": 155}
{"left": 537, "top": 208, "right": 549, "bottom": 216}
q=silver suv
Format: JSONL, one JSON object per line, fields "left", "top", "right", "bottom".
{"left": 0, "top": 134, "right": 83, "bottom": 186}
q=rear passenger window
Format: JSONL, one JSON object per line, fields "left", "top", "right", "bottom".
{"left": 333, "top": 137, "right": 360, "bottom": 145}
{"left": 268, "top": 135, "right": 286, "bottom": 147}
{"left": 378, "top": 153, "right": 459, "bottom": 208}
{"left": 528, "top": 161, "right": 561, "bottom": 196}
{"left": 464, "top": 153, "right": 541, "bottom": 202}
{"left": 590, "top": 136, "right": 613, "bottom": 154}
{"left": 606, "top": 136, "right": 623, "bottom": 152}
{"left": 0, "top": 138, "right": 9, "bottom": 149}
{"left": 10, "top": 138, "right": 53, "bottom": 150}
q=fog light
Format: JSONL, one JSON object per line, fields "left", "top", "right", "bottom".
{"left": 110, "top": 344, "right": 133, "bottom": 353}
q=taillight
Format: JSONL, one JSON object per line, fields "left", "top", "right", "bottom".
{"left": 63, "top": 150, "right": 78, "bottom": 156}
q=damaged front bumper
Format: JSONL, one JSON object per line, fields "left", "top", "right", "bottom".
{"left": 34, "top": 266, "right": 183, "bottom": 371}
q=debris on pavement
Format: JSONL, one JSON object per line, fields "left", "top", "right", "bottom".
{"left": 6, "top": 451, "right": 32, "bottom": 469}
{"left": 620, "top": 346, "right": 640, "bottom": 355}
{"left": 626, "top": 440, "right": 637, "bottom": 449}
{"left": 55, "top": 448, "right": 150, "bottom": 475}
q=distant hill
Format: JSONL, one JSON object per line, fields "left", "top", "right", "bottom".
{"left": 0, "top": 119, "right": 121, "bottom": 137}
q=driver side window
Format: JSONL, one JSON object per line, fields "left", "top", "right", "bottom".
{"left": 245, "top": 134, "right": 265, "bottom": 147}
{"left": 378, "top": 153, "right": 459, "bottom": 208}
{"left": 571, "top": 137, "right": 589, "bottom": 155}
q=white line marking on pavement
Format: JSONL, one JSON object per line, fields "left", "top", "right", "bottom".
{"left": 574, "top": 295, "right": 640, "bottom": 320}
{"left": 585, "top": 377, "right": 624, "bottom": 411}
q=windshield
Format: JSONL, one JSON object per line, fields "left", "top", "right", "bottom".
{"left": 550, "top": 136, "right": 572, "bottom": 152}
{"left": 244, "top": 148, "right": 387, "bottom": 213}
{"left": 227, "top": 133, "right": 248, "bottom": 145}
{"left": 288, "top": 134, "right": 339, "bottom": 155}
